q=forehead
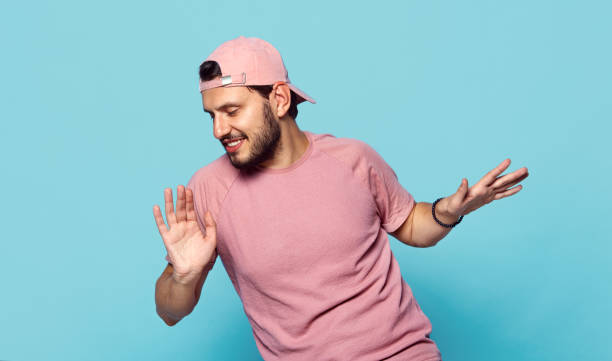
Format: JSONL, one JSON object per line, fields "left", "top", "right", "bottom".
{"left": 202, "top": 86, "right": 253, "bottom": 112}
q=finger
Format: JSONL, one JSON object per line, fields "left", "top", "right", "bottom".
{"left": 490, "top": 167, "right": 529, "bottom": 190}
{"left": 203, "top": 210, "right": 216, "bottom": 238}
{"left": 478, "top": 158, "right": 511, "bottom": 187}
{"left": 153, "top": 204, "right": 168, "bottom": 236}
{"left": 453, "top": 178, "right": 468, "bottom": 204}
{"left": 175, "top": 185, "right": 186, "bottom": 223}
{"left": 493, "top": 184, "right": 523, "bottom": 200}
{"left": 186, "top": 187, "right": 196, "bottom": 222}
{"left": 164, "top": 188, "right": 176, "bottom": 225}
{"left": 493, "top": 169, "right": 529, "bottom": 192}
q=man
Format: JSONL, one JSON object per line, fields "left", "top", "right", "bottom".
{"left": 153, "top": 36, "right": 529, "bottom": 360}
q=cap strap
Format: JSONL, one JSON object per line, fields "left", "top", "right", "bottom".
{"left": 199, "top": 72, "right": 246, "bottom": 92}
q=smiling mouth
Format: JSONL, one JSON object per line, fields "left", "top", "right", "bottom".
{"left": 224, "top": 138, "right": 246, "bottom": 152}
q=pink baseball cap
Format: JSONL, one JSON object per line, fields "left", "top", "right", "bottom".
{"left": 199, "top": 36, "right": 316, "bottom": 105}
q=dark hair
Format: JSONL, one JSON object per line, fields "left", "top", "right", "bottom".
{"left": 199, "top": 60, "right": 299, "bottom": 120}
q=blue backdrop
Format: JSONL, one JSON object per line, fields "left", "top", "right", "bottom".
{"left": 1, "top": 1, "right": 610, "bottom": 360}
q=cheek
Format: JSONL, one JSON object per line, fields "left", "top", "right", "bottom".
{"left": 237, "top": 109, "right": 264, "bottom": 132}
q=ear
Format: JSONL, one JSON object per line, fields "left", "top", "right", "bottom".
{"left": 270, "top": 81, "right": 292, "bottom": 119}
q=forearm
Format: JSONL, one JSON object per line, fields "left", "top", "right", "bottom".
{"left": 411, "top": 199, "right": 460, "bottom": 247}
{"left": 155, "top": 266, "right": 201, "bottom": 325}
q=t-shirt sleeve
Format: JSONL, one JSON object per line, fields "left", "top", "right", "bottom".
{"left": 164, "top": 174, "right": 218, "bottom": 272}
{"left": 361, "top": 142, "right": 416, "bottom": 233}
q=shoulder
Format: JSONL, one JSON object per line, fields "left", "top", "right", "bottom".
{"left": 312, "top": 131, "right": 386, "bottom": 169}
{"left": 188, "top": 153, "right": 239, "bottom": 185}
{"left": 187, "top": 153, "right": 240, "bottom": 205}
{"left": 311, "top": 131, "right": 370, "bottom": 150}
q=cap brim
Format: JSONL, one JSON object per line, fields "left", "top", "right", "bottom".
{"left": 288, "top": 83, "right": 316, "bottom": 104}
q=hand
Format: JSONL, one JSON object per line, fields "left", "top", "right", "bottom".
{"left": 438, "top": 158, "right": 529, "bottom": 218}
{"left": 153, "top": 185, "right": 217, "bottom": 282}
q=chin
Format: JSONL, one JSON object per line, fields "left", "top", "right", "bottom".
{"left": 229, "top": 153, "right": 255, "bottom": 170}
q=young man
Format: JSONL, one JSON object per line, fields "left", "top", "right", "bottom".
{"left": 153, "top": 36, "right": 529, "bottom": 361}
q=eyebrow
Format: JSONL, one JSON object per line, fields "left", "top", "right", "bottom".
{"left": 203, "top": 102, "right": 241, "bottom": 115}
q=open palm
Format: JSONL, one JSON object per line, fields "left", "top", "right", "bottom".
{"left": 153, "top": 185, "right": 217, "bottom": 280}
{"left": 443, "top": 158, "right": 529, "bottom": 218}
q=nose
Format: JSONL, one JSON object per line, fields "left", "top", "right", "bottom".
{"left": 213, "top": 115, "right": 231, "bottom": 140}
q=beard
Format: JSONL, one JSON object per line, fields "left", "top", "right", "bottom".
{"left": 228, "top": 100, "right": 281, "bottom": 171}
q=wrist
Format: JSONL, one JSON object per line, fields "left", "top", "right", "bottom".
{"left": 434, "top": 198, "right": 461, "bottom": 224}
{"left": 171, "top": 270, "right": 201, "bottom": 286}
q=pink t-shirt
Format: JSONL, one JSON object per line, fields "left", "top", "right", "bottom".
{"left": 166, "top": 130, "right": 442, "bottom": 361}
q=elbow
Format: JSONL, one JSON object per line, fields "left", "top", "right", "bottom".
{"left": 157, "top": 308, "right": 182, "bottom": 327}
{"left": 427, "top": 240, "right": 440, "bottom": 248}
{"left": 161, "top": 313, "right": 181, "bottom": 327}
{"left": 396, "top": 234, "right": 436, "bottom": 248}
{"left": 414, "top": 241, "right": 436, "bottom": 248}
{"left": 408, "top": 237, "right": 439, "bottom": 248}
{"left": 164, "top": 317, "right": 180, "bottom": 327}
{"left": 419, "top": 237, "right": 440, "bottom": 248}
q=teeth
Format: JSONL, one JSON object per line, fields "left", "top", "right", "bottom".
{"left": 227, "top": 139, "right": 243, "bottom": 147}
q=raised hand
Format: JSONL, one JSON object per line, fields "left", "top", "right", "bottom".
{"left": 439, "top": 158, "right": 529, "bottom": 218}
{"left": 153, "top": 185, "right": 217, "bottom": 282}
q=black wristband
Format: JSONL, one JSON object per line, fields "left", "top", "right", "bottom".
{"left": 432, "top": 197, "right": 463, "bottom": 228}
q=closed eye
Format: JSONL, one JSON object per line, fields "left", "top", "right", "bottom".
{"left": 205, "top": 108, "right": 238, "bottom": 120}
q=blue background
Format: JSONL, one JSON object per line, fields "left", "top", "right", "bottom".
{"left": 1, "top": 0, "right": 610, "bottom": 360}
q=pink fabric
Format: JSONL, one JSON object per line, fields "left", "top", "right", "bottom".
{"left": 168, "top": 131, "right": 441, "bottom": 360}
{"left": 199, "top": 35, "right": 316, "bottom": 105}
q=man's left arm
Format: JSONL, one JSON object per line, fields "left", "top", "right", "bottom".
{"left": 391, "top": 158, "right": 529, "bottom": 248}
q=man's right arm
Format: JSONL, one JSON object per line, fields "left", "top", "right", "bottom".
{"left": 155, "top": 262, "right": 209, "bottom": 326}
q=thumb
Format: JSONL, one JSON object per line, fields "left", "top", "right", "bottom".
{"left": 204, "top": 210, "right": 217, "bottom": 229}
{"left": 458, "top": 178, "right": 468, "bottom": 195}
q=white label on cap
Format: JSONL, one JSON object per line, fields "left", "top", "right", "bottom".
{"left": 221, "top": 75, "right": 232, "bottom": 86}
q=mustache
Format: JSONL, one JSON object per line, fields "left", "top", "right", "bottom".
{"left": 221, "top": 134, "right": 247, "bottom": 142}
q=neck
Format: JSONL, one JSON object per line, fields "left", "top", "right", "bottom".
{"left": 258, "top": 119, "right": 309, "bottom": 169}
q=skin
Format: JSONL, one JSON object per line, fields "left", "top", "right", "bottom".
{"left": 391, "top": 159, "right": 529, "bottom": 247}
{"left": 202, "top": 80, "right": 309, "bottom": 170}
{"left": 440, "top": 158, "right": 529, "bottom": 218}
